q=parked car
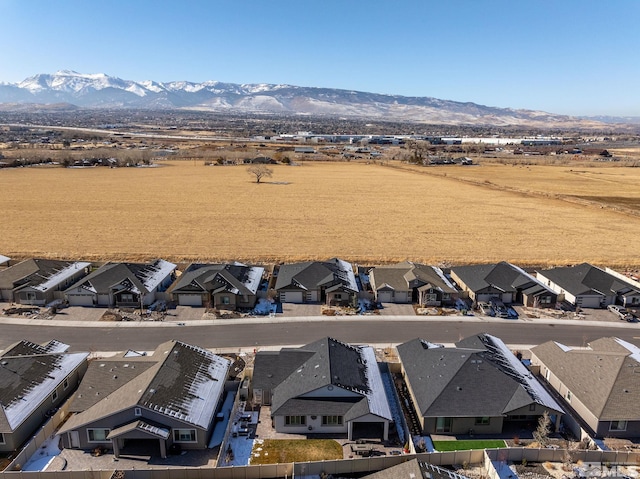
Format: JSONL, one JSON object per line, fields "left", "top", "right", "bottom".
{"left": 607, "top": 304, "right": 634, "bottom": 321}
{"left": 478, "top": 302, "right": 495, "bottom": 316}
{"left": 489, "top": 298, "right": 509, "bottom": 318}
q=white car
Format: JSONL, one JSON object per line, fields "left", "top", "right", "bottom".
{"left": 607, "top": 304, "right": 634, "bottom": 321}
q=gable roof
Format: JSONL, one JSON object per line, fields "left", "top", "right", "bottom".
{"left": 275, "top": 259, "right": 358, "bottom": 293}
{"left": 0, "top": 259, "right": 89, "bottom": 292}
{"left": 531, "top": 337, "right": 640, "bottom": 421}
{"left": 363, "top": 458, "right": 472, "bottom": 479}
{"left": 370, "top": 262, "right": 457, "bottom": 293}
{"left": 0, "top": 340, "right": 88, "bottom": 433}
{"left": 59, "top": 341, "right": 230, "bottom": 434}
{"left": 65, "top": 259, "right": 176, "bottom": 295}
{"left": 259, "top": 337, "right": 391, "bottom": 422}
{"left": 451, "top": 262, "right": 554, "bottom": 297}
{"left": 538, "top": 263, "right": 640, "bottom": 297}
{"left": 397, "top": 334, "right": 563, "bottom": 418}
{"left": 169, "top": 262, "right": 264, "bottom": 296}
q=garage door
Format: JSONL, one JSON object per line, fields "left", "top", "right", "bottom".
{"left": 281, "top": 291, "right": 303, "bottom": 303}
{"left": 377, "top": 291, "right": 393, "bottom": 303}
{"left": 179, "top": 294, "right": 203, "bottom": 306}
{"left": 577, "top": 296, "right": 602, "bottom": 309}
{"left": 68, "top": 294, "right": 94, "bottom": 306}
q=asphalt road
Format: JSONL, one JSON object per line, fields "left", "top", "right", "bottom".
{"left": 1, "top": 318, "right": 638, "bottom": 352}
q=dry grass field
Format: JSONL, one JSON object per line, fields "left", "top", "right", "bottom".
{"left": 1, "top": 160, "right": 639, "bottom": 267}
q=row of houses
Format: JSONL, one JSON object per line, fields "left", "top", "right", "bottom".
{"left": 1, "top": 255, "right": 639, "bottom": 311}
{"left": 3, "top": 334, "right": 638, "bottom": 458}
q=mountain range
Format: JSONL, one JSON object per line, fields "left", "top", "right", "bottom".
{"left": 0, "top": 70, "right": 623, "bottom": 128}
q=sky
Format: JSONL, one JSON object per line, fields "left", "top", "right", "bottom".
{"left": 1, "top": 0, "right": 639, "bottom": 117}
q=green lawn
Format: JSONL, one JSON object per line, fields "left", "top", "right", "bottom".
{"left": 250, "top": 439, "right": 343, "bottom": 465}
{"left": 433, "top": 439, "right": 506, "bottom": 451}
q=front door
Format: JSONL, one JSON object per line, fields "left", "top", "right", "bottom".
{"left": 69, "top": 431, "right": 80, "bottom": 448}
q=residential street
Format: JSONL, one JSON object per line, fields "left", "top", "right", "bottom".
{"left": 0, "top": 312, "right": 638, "bottom": 352}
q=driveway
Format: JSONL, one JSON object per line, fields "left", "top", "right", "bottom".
{"left": 377, "top": 303, "right": 416, "bottom": 316}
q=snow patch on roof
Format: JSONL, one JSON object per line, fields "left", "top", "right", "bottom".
{"left": 614, "top": 338, "right": 640, "bottom": 363}
{"left": 2, "top": 352, "right": 88, "bottom": 430}
{"left": 432, "top": 266, "right": 456, "bottom": 289}
{"left": 139, "top": 259, "right": 176, "bottom": 291}
{"left": 360, "top": 347, "right": 392, "bottom": 421}
{"left": 32, "top": 262, "right": 90, "bottom": 292}
{"left": 553, "top": 341, "right": 573, "bottom": 352}
{"left": 484, "top": 334, "right": 564, "bottom": 413}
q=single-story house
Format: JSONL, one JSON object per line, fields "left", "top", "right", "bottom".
{"left": 0, "top": 340, "right": 88, "bottom": 453}
{"left": 168, "top": 262, "right": 265, "bottom": 309}
{"left": 450, "top": 262, "right": 557, "bottom": 307}
{"left": 368, "top": 262, "right": 458, "bottom": 305}
{"left": 58, "top": 340, "right": 230, "bottom": 458}
{"left": 530, "top": 337, "right": 640, "bottom": 438}
{"left": 396, "top": 334, "right": 564, "bottom": 435}
{"left": 275, "top": 258, "right": 359, "bottom": 306}
{"left": 64, "top": 259, "right": 176, "bottom": 307}
{"left": 0, "top": 259, "right": 90, "bottom": 305}
{"left": 536, "top": 263, "right": 640, "bottom": 309}
{"left": 251, "top": 337, "right": 393, "bottom": 441}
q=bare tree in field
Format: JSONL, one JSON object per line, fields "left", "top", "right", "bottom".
{"left": 247, "top": 165, "right": 273, "bottom": 183}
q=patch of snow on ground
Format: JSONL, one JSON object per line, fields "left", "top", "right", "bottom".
{"left": 22, "top": 435, "right": 61, "bottom": 471}
{"left": 252, "top": 298, "right": 276, "bottom": 315}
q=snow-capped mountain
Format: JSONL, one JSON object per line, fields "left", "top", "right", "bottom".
{"left": 0, "top": 70, "right": 608, "bottom": 127}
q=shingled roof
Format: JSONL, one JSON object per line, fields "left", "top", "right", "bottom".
{"left": 370, "top": 262, "right": 457, "bottom": 293}
{"left": 0, "top": 340, "right": 88, "bottom": 434}
{"left": 169, "top": 262, "right": 264, "bottom": 296}
{"left": 59, "top": 340, "right": 230, "bottom": 434}
{"left": 531, "top": 337, "right": 640, "bottom": 421}
{"left": 537, "top": 263, "right": 640, "bottom": 297}
{"left": 451, "top": 262, "right": 554, "bottom": 298}
{"left": 0, "top": 259, "right": 89, "bottom": 292}
{"left": 275, "top": 259, "right": 358, "bottom": 293}
{"left": 397, "top": 334, "right": 563, "bottom": 418}
{"left": 65, "top": 259, "right": 176, "bottom": 295}
{"left": 260, "top": 337, "right": 391, "bottom": 422}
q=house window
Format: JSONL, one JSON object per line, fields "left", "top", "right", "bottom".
{"left": 121, "top": 293, "right": 134, "bottom": 302}
{"left": 52, "top": 390, "right": 58, "bottom": 402}
{"left": 334, "top": 294, "right": 342, "bottom": 300}
{"left": 284, "top": 416, "right": 306, "bottom": 426}
{"left": 322, "top": 416, "right": 343, "bottom": 426}
{"left": 443, "top": 293, "right": 450, "bottom": 300}
{"left": 63, "top": 379, "right": 69, "bottom": 390}
{"left": 632, "top": 297, "right": 639, "bottom": 305}
{"left": 436, "top": 417, "right": 452, "bottom": 433}
{"left": 0, "top": 433, "right": 4, "bottom": 444}
{"left": 306, "top": 292, "right": 313, "bottom": 302}
{"left": 87, "top": 428, "right": 110, "bottom": 442}
{"left": 565, "top": 390, "right": 572, "bottom": 402}
{"left": 221, "top": 296, "right": 230, "bottom": 305}
{"left": 134, "top": 407, "right": 142, "bottom": 417}
{"left": 475, "top": 417, "right": 490, "bottom": 426}
{"left": 529, "top": 404, "right": 536, "bottom": 412}
{"left": 173, "top": 429, "right": 197, "bottom": 442}
{"left": 610, "top": 421, "right": 627, "bottom": 432}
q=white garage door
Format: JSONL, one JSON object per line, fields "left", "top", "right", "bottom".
{"left": 179, "top": 294, "right": 203, "bottom": 306}
{"left": 577, "top": 296, "right": 602, "bottom": 309}
{"left": 377, "top": 291, "right": 393, "bottom": 303}
{"left": 68, "top": 294, "right": 94, "bottom": 306}
{"left": 281, "top": 291, "right": 303, "bottom": 303}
